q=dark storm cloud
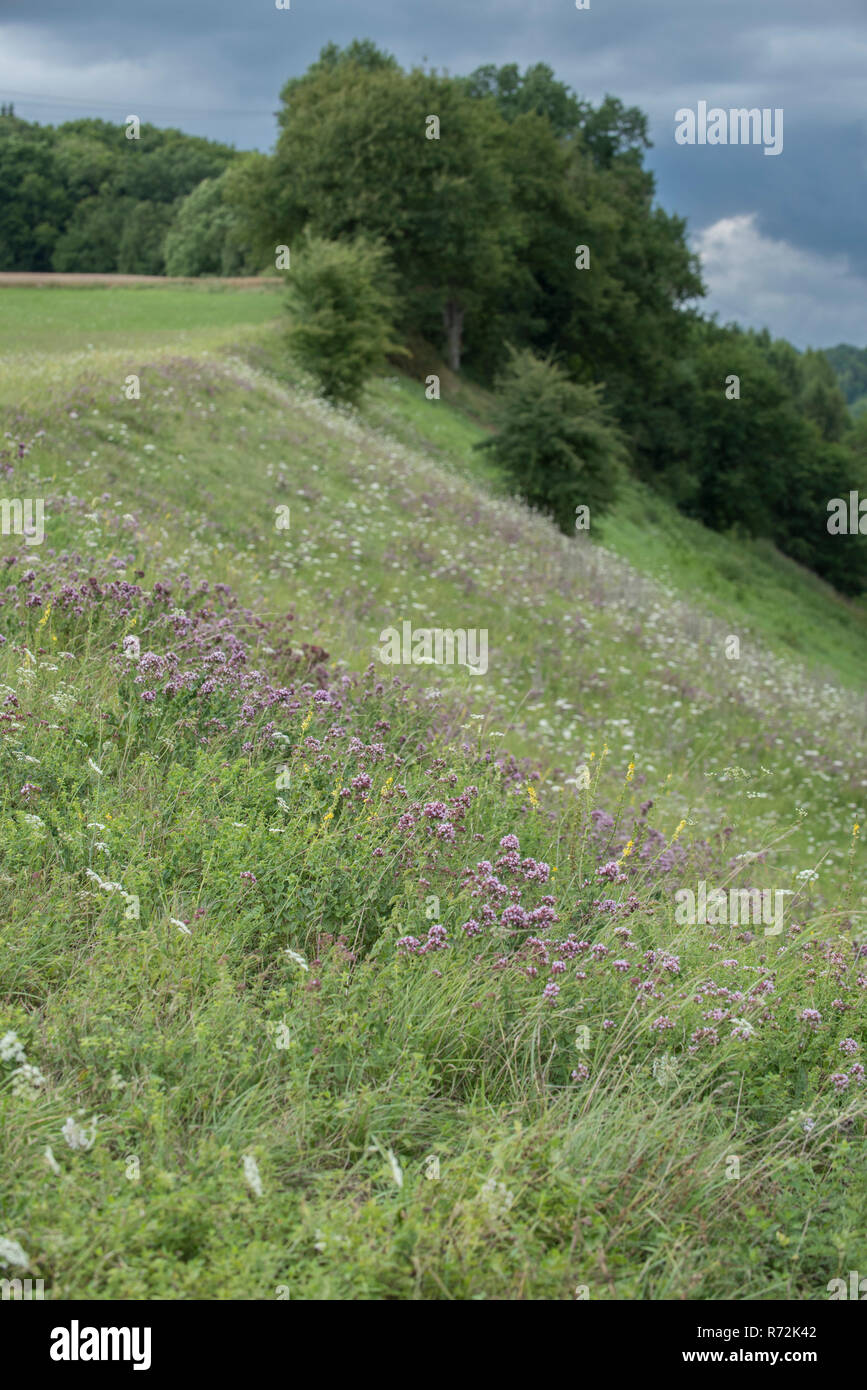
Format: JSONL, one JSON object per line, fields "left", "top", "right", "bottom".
{"left": 1, "top": 0, "right": 864, "bottom": 345}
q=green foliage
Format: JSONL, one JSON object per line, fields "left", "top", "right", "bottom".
{"left": 0, "top": 116, "right": 236, "bottom": 274}
{"left": 642, "top": 322, "right": 867, "bottom": 595}
{"left": 270, "top": 52, "right": 522, "bottom": 374}
{"left": 825, "top": 343, "right": 867, "bottom": 406}
{"left": 2, "top": 38, "right": 866, "bottom": 603}
{"left": 164, "top": 172, "right": 259, "bottom": 277}
{"left": 2, "top": 321, "right": 867, "bottom": 1298}
{"left": 284, "top": 234, "right": 407, "bottom": 406}
{"left": 478, "top": 347, "right": 627, "bottom": 530}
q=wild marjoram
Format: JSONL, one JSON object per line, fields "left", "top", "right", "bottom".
{"left": 378, "top": 621, "right": 488, "bottom": 675}
{"left": 49, "top": 1321, "right": 152, "bottom": 1371}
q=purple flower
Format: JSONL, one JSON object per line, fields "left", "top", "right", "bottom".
{"left": 501, "top": 903, "right": 529, "bottom": 930}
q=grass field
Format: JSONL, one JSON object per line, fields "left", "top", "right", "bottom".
{"left": 0, "top": 285, "right": 865, "bottom": 1300}
{"left": 0, "top": 283, "right": 284, "bottom": 355}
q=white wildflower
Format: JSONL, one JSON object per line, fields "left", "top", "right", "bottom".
{"left": 652, "top": 1053, "right": 679, "bottom": 1087}
{"left": 61, "top": 1116, "right": 97, "bottom": 1151}
{"left": 49, "top": 685, "right": 76, "bottom": 713}
{"left": 386, "top": 1148, "right": 403, "bottom": 1190}
{"left": 10, "top": 1063, "right": 46, "bottom": 1100}
{"left": 0, "top": 1235, "right": 29, "bottom": 1268}
{"left": 44, "top": 1146, "right": 62, "bottom": 1176}
{"left": 284, "top": 949, "right": 309, "bottom": 972}
{"left": 87, "top": 758, "right": 103, "bottom": 776}
{"left": 170, "top": 918, "right": 191, "bottom": 935}
{"left": 242, "top": 1154, "right": 263, "bottom": 1198}
{"left": 730, "top": 1018, "right": 755, "bottom": 1040}
{"left": 479, "top": 1177, "right": 515, "bottom": 1219}
{"left": 0, "top": 1031, "right": 26, "bottom": 1064}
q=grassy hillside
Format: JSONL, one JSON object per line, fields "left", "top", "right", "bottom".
{"left": 1, "top": 294, "right": 865, "bottom": 1299}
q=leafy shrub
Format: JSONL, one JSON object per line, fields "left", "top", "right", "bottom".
{"left": 477, "top": 347, "right": 628, "bottom": 531}
{"left": 284, "top": 233, "right": 406, "bottom": 406}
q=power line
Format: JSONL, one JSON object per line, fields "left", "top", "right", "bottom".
{"left": 0, "top": 88, "right": 274, "bottom": 117}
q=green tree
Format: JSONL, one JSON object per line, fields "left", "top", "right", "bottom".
{"left": 52, "top": 195, "right": 131, "bottom": 271}
{"left": 798, "top": 348, "right": 849, "bottom": 443}
{"left": 477, "top": 348, "right": 627, "bottom": 531}
{"left": 285, "top": 234, "right": 406, "bottom": 407}
{"left": 164, "top": 172, "right": 258, "bottom": 276}
{"left": 269, "top": 48, "right": 521, "bottom": 372}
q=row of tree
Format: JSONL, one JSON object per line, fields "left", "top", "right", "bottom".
{"left": 2, "top": 44, "right": 866, "bottom": 592}
{"left": 824, "top": 345, "right": 867, "bottom": 415}
{"left": 0, "top": 110, "right": 257, "bottom": 275}
{"left": 251, "top": 42, "right": 867, "bottom": 593}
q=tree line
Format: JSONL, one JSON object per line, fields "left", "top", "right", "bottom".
{"left": 3, "top": 41, "right": 866, "bottom": 593}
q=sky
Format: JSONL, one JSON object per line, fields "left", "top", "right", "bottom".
{"left": 0, "top": 0, "right": 864, "bottom": 348}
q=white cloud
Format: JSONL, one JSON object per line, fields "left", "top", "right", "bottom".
{"left": 692, "top": 213, "right": 867, "bottom": 348}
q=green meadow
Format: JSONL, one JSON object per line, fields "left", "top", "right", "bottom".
{"left": 0, "top": 288, "right": 865, "bottom": 1300}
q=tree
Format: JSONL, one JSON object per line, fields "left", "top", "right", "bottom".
{"left": 477, "top": 348, "right": 628, "bottom": 531}
{"left": 0, "top": 114, "right": 238, "bottom": 272}
{"left": 461, "top": 62, "right": 586, "bottom": 138}
{"left": 269, "top": 48, "right": 522, "bottom": 372}
{"left": 164, "top": 171, "right": 258, "bottom": 276}
{"left": 284, "top": 234, "right": 407, "bottom": 407}
{"left": 798, "top": 348, "right": 849, "bottom": 443}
